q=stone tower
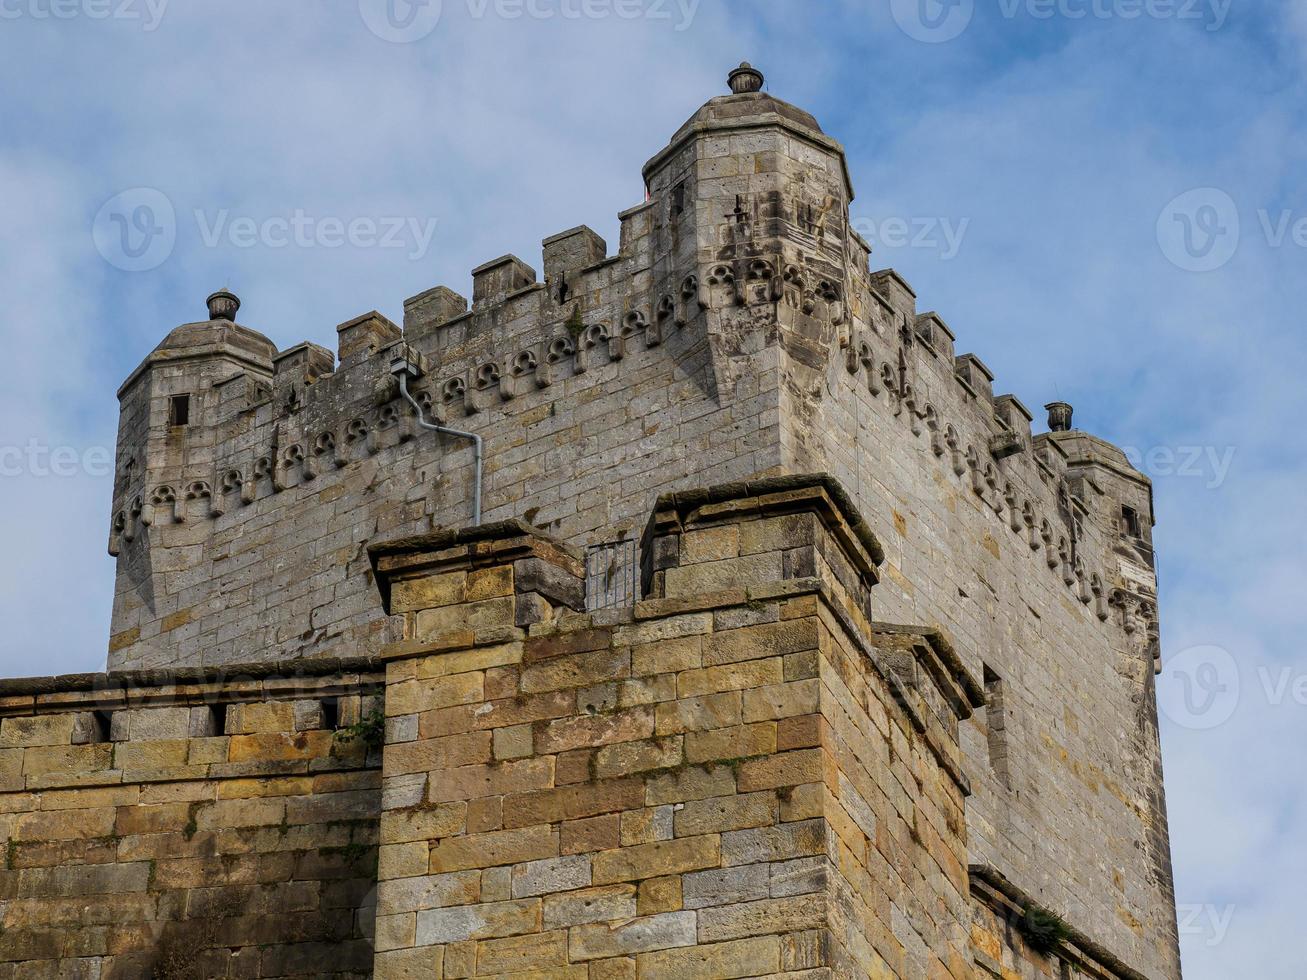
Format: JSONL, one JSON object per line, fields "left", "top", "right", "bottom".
{"left": 0, "top": 65, "right": 1177, "bottom": 979}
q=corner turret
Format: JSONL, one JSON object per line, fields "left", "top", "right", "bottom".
{"left": 1044, "top": 417, "right": 1160, "bottom": 671}
{"left": 636, "top": 63, "right": 857, "bottom": 401}
{"left": 111, "top": 289, "right": 277, "bottom": 549}
{"left": 109, "top": 289, "right": 284, "bottom": 662}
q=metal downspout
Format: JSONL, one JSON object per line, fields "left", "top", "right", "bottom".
{"left": 395, "top": 367, "right": 483, "bottom": 527}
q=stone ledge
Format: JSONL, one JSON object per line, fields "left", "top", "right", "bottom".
{"left": 0, "top": 655, "right": 384, "bottom": 712}
{"left": 970, "top": 863, "right": 1150, "bottom": 980}
{"left": 369, "top": 519, "right": 583, "bottom": 616}
{"left": 642, "top": 473, "right": 885, "bottom": 586}
{"left": 868, "top": 622, "right": 985, "bottom": 720}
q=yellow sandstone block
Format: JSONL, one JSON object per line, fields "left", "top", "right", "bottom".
{"left": 637, "top": 934, "right": 783, "bottom": 978}
{"left": 591, "top": 835, "right": 721, "bottom": 885}
{"left": 472, "top": 929, "right": 570, "bottom": 975}
{"left": 637, "top": 874, "right": 682, "bottom": 915}
{"left": 593, "top": 737, "right": 683, "bottom": 779}
{"left": 0, "top": 714, "right": 75, "bottom": 748}
{"left": 374, "top": 946, "right": 444, "bottom": 980}
{"left": 676, "top": 659, "right": 783, "bottom": 699}
{"left": 390, "top": 570, "right": 467, "bottom": 613}
{"left": 381, "top": 803, "right": 468, "bottom": 844}
{"left": 428, "top": 824, "right": 558, "bottom": 873}
{"left": 684, "top": 722, "right": 776, "bottom": 764}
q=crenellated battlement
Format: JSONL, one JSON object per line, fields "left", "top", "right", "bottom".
{"left": 108, "top": 73, "right": 1159, "bottom": 677}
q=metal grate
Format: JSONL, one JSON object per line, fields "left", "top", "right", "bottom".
{"left": 586, "top": 539, "right": 639, "bottom": 611}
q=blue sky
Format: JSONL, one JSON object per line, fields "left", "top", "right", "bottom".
{"left": 0, "top": 1, "right": 1302, "bottom": 975}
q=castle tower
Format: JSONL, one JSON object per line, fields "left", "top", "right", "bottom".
{"left": 78, "top": 65, "right": 1180, "bottom": 978}
{"left": 639, "top": 62, "right": 856, "bottom": 409}
{"left": 108, "top": 289, "right": 281, "bottom": 664}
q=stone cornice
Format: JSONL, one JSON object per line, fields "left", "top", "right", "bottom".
{"left": 642, "top": 473, "right": 885, "bottom": 571}
{"left": 0, "top": 655, "right": 383, "bottom": 716}
{"left": 970, "top": 863, "right": 1151, "bottom": 980}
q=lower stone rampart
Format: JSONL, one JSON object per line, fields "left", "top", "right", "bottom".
{"left": 0, "top": 476, "right": 1165, "bottom": 979}
{"left": 0, "top": 663, "right": 383, "bottom": 979}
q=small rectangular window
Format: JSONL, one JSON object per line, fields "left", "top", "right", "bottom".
{"left": 1121, "top": 505, "right": 1141, "bottom": 538}
{"left": 671, "top": 181, "right": 686, "bottom": 216}
{"left": 72, "top": 709, "right": 112, "bottom": 745}
{"left": 169, "top": 394, "right": 191, "bottom": 427}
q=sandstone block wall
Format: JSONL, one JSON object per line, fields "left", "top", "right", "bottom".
{"left": 3, "top": 477, "right": 1165, "bottom": 978}
{"left": 364, "top": 478, "right": 1142, "bottom": 979}
{"left": 0, "top": 664, "right": 383, "bottom": 978}
{"left": 107, "top": 197, "right": 778, "bottom": 673}
{"left": 366, "top": 482, "right": 978, "bottom": 979}
{"left": 802, "top": 280, "right": 1175, "bottom": 973}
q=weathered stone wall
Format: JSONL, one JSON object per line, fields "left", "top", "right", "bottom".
{"left": 366, "top": 482, "right": 985, "bottom": 979}
{"left": 0, "top": 664, "right": 383, "bottom": 978}
{"left": 793, "top": 273, "right": 1177, "bottom": 975}
{"left": 105, "top": 87, "right": 858, "bottom": 673}
{"left": 107, "top": 232, "right": 780, "bottom": 671}
{"left": 644, "top": 478, "right": 989, "bottom": 978}
{"left": 101, "top": 67, "right": 1180, "bottom": 979}
{"left": 7, "top": 477, "right": 1167, "bottom": 977}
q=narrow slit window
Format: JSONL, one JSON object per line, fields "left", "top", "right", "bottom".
{"left": 982, "top": 664, "right": 1012, "bottom": 790}
{"left": 169, "top": 394, "right": 191, "bottom": 427}
{"left": 585, "top": 539, "right": 638, "bottom": 611}
{"left": 210, "top": 702, "right": 234, "bottom": 736}
{"left": 321, "top": 697, "right": 340, "bottom": 731}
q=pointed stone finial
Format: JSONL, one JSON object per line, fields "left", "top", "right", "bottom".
{"left": 728, "top": 62, "right": 764, "bottom": 95}
{"left": 206, "top": 288, "right": 241, "bottom": 322}
{"left": 1045, "top": 401, "right": 1073, "bottom": 432}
